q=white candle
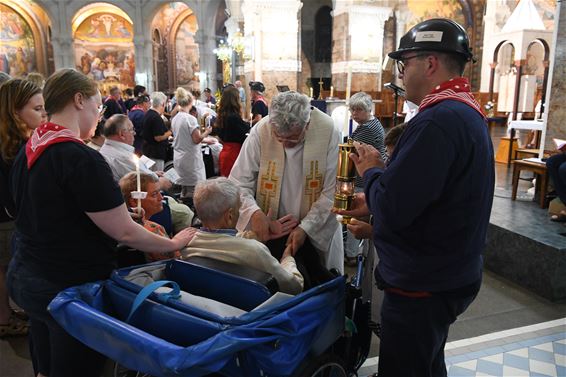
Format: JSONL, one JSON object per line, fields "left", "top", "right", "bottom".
{"left": 133, "top": 155, "right": 141, "bottom": 215}
{"left": 330, "top": 86, "right": 334, "bottom": 98}
{"left": 309, "top": 87, "right": 313, "bottom": 98}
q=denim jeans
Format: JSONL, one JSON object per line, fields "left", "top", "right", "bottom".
{"left": 7, "top": 251, "right": 106, "bottom": 377}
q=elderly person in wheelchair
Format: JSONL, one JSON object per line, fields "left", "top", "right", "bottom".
{"left": 119, "top": 172, "right": 197, "bottom": 262}
{"left": 184, "top": 177, "right": 304, "bottom": 295}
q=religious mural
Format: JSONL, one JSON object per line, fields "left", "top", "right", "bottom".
{"left": 175, "top": 17, "right": 200, "bottom": 87}
{"left": 405, "top": 0, "right": 466, "bottom": 29}
{"left": 0, "top": 4, "right": 37, "bottom": 77}
{"left": 74, "top": 13, "right": 135, "bottom": 92}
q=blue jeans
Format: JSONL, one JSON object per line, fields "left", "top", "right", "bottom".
{"left": 377, "top": 280, "right": 480, "bottom": 377}
{"left": 7, "top": 252, "right": 106, "bottom": 377}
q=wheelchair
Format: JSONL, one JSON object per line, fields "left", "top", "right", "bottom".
{"left": 49, "top": 248, "right": 373, "bottom": 377}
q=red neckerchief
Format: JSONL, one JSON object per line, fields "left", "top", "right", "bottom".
{"left": 419, "top": 77, "right": 486, "bottom": 119}
{"left": 130, "top": 104, "right": 144, "bottom": 112}
{"left": 253, "top": 96, "right": 268, "bottom": 106}
{"left": 26, "top": 122, "right": 83, "bottom": 169}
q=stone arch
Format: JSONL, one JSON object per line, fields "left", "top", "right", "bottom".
{"left": 152, "top": 28, "right": 168, "bottom": 91}
{"left": 0, "top": 1, "right": 51, "bottom": 76}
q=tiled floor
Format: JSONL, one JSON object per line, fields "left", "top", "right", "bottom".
{"left": 358, "top": 318, "right": 566, "bottom": 377}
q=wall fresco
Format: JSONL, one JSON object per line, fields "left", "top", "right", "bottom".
{"left": 175, "top": 17, "right": 200, "bottom": 87}
{"left": 0, "top": 4, "right": 37, "bottom": 77}
{"left": 74, "top": 12, "right": 135, "bottom": 92}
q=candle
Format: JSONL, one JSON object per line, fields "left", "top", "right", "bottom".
{"left": 133, "top": 155, "right": 141, "bottom": 215}
{"left": 330, "top": 86, "right": 334, "bottom": 98}
{"left": 309, "top": 87, "right": 313, "bottom": 98}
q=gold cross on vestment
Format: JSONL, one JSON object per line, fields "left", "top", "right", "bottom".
{"left": 304, "top": 160, "right": 323, "bottom": 207}
{"left": 259, "top": 161, "right": 279, "bottom": 215}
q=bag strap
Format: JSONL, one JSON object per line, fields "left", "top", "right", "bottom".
{"left": 126, "top": 280, "right": 181, "bottom": 323}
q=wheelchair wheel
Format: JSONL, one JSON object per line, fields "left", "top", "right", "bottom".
{"left": 113, "top": 362, "right": 152, "bottom": 377}
{"left": 293, "top": 353, "right": 348, "bottom": 377}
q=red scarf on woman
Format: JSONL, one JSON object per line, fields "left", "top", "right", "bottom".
{"left": 419, "top": 77, "right": 486, "bottom": 119}
{"left": 26, "top": 122, "right": 83, "bottom": 169}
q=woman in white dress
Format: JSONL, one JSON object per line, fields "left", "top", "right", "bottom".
{"left": 171, "top": 87, "right": 211, "bottom": 201}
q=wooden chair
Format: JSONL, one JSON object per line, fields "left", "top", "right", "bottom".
{"left": 511, "top": 159, "right": 549, "bottom": 208}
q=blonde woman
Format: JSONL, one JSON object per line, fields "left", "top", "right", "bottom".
{"left": 171, "top": 87, "right": 211, "bottom": 200}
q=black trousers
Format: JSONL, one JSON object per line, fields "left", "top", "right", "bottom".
{"left": 377, "top": 280, "right": 481, "bottom": 377}
{"left": 266, "top": 236, "right": 334, "bottom": 290}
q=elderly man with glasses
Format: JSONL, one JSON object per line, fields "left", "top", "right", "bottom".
{"left": 338, "top": 19, "right": 495, "bottom": 377}
{"left": 229, "top": 91, "right": 343, "bottom": 288}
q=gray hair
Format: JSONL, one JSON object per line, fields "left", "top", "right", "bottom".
{"left": 151, "top": 91, "right": 167, "bottom": 108}
{"left": 349, "top": 92, "right": 373, "bottom": 113}
{"left": 103, "top": 114, "right": 130, "bottom": 137}
{"left": 269, "top": 91, "right": 311, "bottom": 135}
{"left": 193, "top": 177, "right": 240, "bottom": 224}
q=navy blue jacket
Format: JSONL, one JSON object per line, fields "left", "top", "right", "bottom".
{"left": 364, "top": 100, "right": 494, "bottom": 292}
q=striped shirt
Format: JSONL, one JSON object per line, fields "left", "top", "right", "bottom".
{"left": 351, "top": 117, "right": 386, "bottom": 188}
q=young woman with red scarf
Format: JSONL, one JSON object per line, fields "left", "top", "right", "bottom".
{"left": 6, "top": 69, "right": 194, "bottom": 377}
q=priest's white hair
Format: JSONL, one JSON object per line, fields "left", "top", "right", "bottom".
{"left": 269, "top": 91, "right": 311, "bottom": 135}
{"left": 193, "top": 177, "right": 240, "bottom": 224}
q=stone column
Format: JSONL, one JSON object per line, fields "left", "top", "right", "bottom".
{"left": 331, "top": 2, "right": 392, "bottom": 96}
{"left": 196, "top": 30, "right": 218, "bottom": 92}
{"left": 133, "top": 36, "right": 153, "bottom": 91}
{"left": 543, "top": 1, "right": 566, "bottom": 151}
{"left": 242, "top": 0, "right": 302, "bottom": 101}
{"left": 51, "top": 36, "right": 74, "bottom": 69}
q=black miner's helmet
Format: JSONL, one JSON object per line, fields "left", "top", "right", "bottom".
{"left": 388, "top": 18, "right": 473, "bottom": 62}
{"left": 249, "top": 81, "right": 265, "bottom": 92}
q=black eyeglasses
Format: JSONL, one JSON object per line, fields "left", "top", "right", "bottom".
{"left": 396, "top": 54, "right": 428, "bottom": 75}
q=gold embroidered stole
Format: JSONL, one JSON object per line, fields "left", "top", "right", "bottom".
{"left": 256, "top": 108, "right": 333, "bottom": 219}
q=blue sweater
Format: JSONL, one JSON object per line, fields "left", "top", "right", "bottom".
{"left": 364, "top": 100, "right": 494, "bottom": 292}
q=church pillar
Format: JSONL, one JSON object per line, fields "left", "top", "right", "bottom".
{"left": 133, "top": 36, "right": 153, "bottom": 91}
{"left": 196, "top": 30, "right": 217, "bottom": 92}
{"left": 242, "top": 0, "right": 302, "bottom": 100}
{"left": 51, "top": 36, "right": 74, "bottom": 69}
{"left": 543, "top": 0, "right": 566, "bottom": 151}
{"left": 480, "top": 0, "right": 500, "bottom": 92}
{"left": 331, "top": 2, "right": 392, "bottom": 96}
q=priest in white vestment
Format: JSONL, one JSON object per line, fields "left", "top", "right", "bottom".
{"left": 229, "top": 91, "right": 344, "bottom": 276}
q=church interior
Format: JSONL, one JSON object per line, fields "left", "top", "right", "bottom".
{"left": 0, "top": 0, "right": 565, "bottom": 376}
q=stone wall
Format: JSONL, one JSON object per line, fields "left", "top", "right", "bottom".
{"left": 545, "top": 1, "right": 566, "bottom": 150}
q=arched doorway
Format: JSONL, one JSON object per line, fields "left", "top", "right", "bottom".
{"left": 0, "top": 1, "right": 51, "bottom": 77}
{"left": 72, "top": 3, "right": 135, "bottom": 95}
{"left": 152, "top": 29, "right": 167, "bottom": 91}
{"left": 151, "top": 2, "right": 200, "bottom": 93}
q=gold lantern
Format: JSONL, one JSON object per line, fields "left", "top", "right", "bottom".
{"left": 333, "top": 138, "right": 356, "bottom": 224}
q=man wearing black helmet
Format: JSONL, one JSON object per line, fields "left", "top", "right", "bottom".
{"left": 249, "top": 81, "right": 268, "bottom": 125}
{"left": 340, "top": 19, "right": 495, "bottom": 377}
